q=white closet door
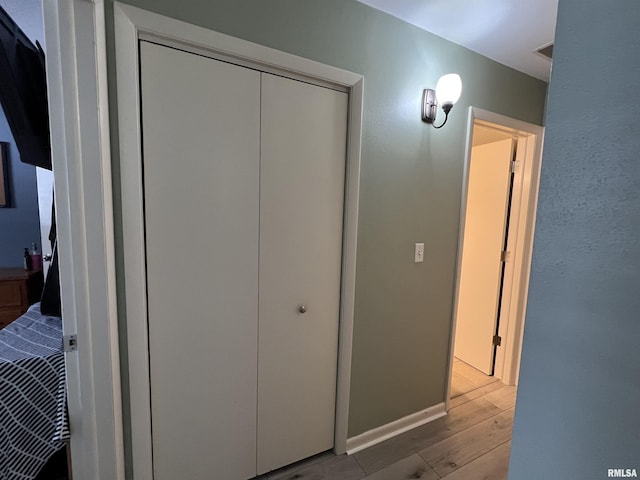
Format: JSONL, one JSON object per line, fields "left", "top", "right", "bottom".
{"left": 257, "top": 73, "right": 348, "bottom": 474}
{"left": 140, "top": 42, "right": 261, "bottom": 480}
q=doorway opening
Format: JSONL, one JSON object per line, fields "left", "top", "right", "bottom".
{"left": 0, "top": 0, "right": 71, "bottom": 480}
{"left": 447, "top": 108, "right": 544, "bottom": 408}
{"left": 0, "top": 1, "right": 71, "bottom": 479}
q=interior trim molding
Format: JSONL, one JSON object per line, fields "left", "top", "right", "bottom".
{"left": 345, "top": 403, "right": 446, "bottom": 455}
{"left": 43, "top": 1, "right": 124, "bottom": 478}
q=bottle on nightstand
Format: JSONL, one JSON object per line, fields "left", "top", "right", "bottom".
{"left": 31, "top": 242, "right": 42, "bottom": 271}
{"left": 23, "top": 248, "right": 33, "bottom": 271}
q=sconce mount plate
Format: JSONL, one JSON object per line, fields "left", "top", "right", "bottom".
{"left": 421, "top": 88, "right": 438, "bottom": 124}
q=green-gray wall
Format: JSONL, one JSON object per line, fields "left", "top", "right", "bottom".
{"left": 105, "top": 1, "right": 546, "bottom": 470}
{"left": 509, "top": 1, "right": 640, "bottom": 478}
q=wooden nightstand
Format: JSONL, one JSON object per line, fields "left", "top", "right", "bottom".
{"left": 0, "top": 268, "right": 44, "bottom": 330}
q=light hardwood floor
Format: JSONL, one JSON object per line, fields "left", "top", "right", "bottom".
{"left": 256, "top": 358, "right": 517, "bottom": 480}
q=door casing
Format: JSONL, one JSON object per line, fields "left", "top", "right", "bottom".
{"left": 446, "top": 107, "right": 544, "bottom": 407}
{"left": 43, "top": 1, "right": 124, "bottom": 479}
{"left": 114, "top": 4, "right": 363, "bottom": 479}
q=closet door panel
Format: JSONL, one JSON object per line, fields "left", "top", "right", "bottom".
{"left": 140, "top": 41, "right": 260, "bottom": 480}
{"left": 257, "top": 73, "right": 348, "bottom": 473}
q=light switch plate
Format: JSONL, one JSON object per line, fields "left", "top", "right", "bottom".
{"left": 414, "top": 243, "right": 425, "bottom": 263}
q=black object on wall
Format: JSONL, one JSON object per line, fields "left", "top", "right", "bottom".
{"left": 0, "top": 6, "right": 51, "bottom": 170}
{"left": 0, "top": 142, "right": 10, "bottom": 207}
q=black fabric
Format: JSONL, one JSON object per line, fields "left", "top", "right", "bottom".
{"left": 0, "top": 6, "right": 51, "bottom": 170}
{"left": 40, "top": 242, "right": 61, "bottom": 317}
{"left": 40, "top": 194, "right": 61, "bottom": 317}
{"left": 49, "top": 195, "right": 56, "bottom": 250}
{"left": 34, "top": 447, "right": 68, "bottom": 480}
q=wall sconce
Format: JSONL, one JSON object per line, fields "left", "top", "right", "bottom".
{"left": 421, "top": 73, "right": 462, "bottom": 129}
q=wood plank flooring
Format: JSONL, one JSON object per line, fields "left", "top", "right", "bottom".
{"left": 255, "top": 358, "right": 517, "bottom": 480}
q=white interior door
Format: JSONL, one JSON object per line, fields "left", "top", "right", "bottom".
{"left": 454, "top": 138, "right": 514, "bottom": 375}
{"left": 36, "top": 168, "right": 54, "bottom": 277}
{"left": 140, "top": 42, "right": 261, "bottom": 480}
{"left": 257, "top": 73, "right": 347, "bottom": 474}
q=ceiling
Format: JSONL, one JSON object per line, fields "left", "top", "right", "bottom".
{"left": 357, "top": 0, "right": 558, "bottom": 81}
{"left": 472, "top": 124, "right": 513, "bottom": 146}
{"left": 1, "top": 0, "right": 557, "bottom": 81}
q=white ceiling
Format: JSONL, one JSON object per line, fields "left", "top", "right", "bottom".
{"left": 357, "top": 0, "right": 558, "bottom": 81}
{"left": 1, "top": 0, "right": 557, "bottom": 81}
{"left": 472, "top": 124, "right": 513, "bottom": 146}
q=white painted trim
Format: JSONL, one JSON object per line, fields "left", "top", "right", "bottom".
{"left": 114, "top": 3, "right": 363, "bottom": 477}
{"left": 345, "top": 403, "right": 446, "bottom": 455}
{"left": 116, "top": 3, "right": 361, "bottom": 87}
{"left": 500, "top": 125, "right": 544, "bottom": 385}
{"left": 113, "top": 6, "right": 152, "bottom": 478}
{"left": 446, "top": 108, "right": 544, "bottom": 407}
{"left": 334, "top": 78, "right": 363, "bottom": 455}
{"left": 42, "top": 1, "right": 124, "bottom": 479}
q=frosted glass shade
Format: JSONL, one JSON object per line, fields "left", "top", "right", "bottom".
{"left": 435, "top": 74, "right": 462, "bottom": 106}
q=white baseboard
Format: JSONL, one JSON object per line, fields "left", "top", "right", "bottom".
{"left": 345, "top": 402, "right": 447, "bottom": 455}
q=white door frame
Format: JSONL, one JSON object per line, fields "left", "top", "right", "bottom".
{"left": 42, "top": 1, "right": 124, "bottom": 479}
{"left": 113, "top": 4, "right": 363, "bottom": 479}
{"left": 446, "top": 107, "right": 544, "bottom": 404}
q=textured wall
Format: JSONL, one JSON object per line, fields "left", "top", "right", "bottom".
{"left": 0, "top": 104, "right": 40, "bottom": 267}
{"left": 509, "top": 1, "right": 640, "bottom": 478}
{"left": 106, "top": 0, "right": 547, "bottom": 447}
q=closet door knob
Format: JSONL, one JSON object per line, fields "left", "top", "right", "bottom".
{"left": 298, "top": 305, "right": 307, "bottom": 314}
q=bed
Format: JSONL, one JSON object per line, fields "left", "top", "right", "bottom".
{"left": 0, "top": 303, "right": 69, "bottom": 479}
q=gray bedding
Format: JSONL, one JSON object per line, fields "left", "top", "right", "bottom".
{"left": 0, "top": 303, "right": 69, "bottom": 480}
